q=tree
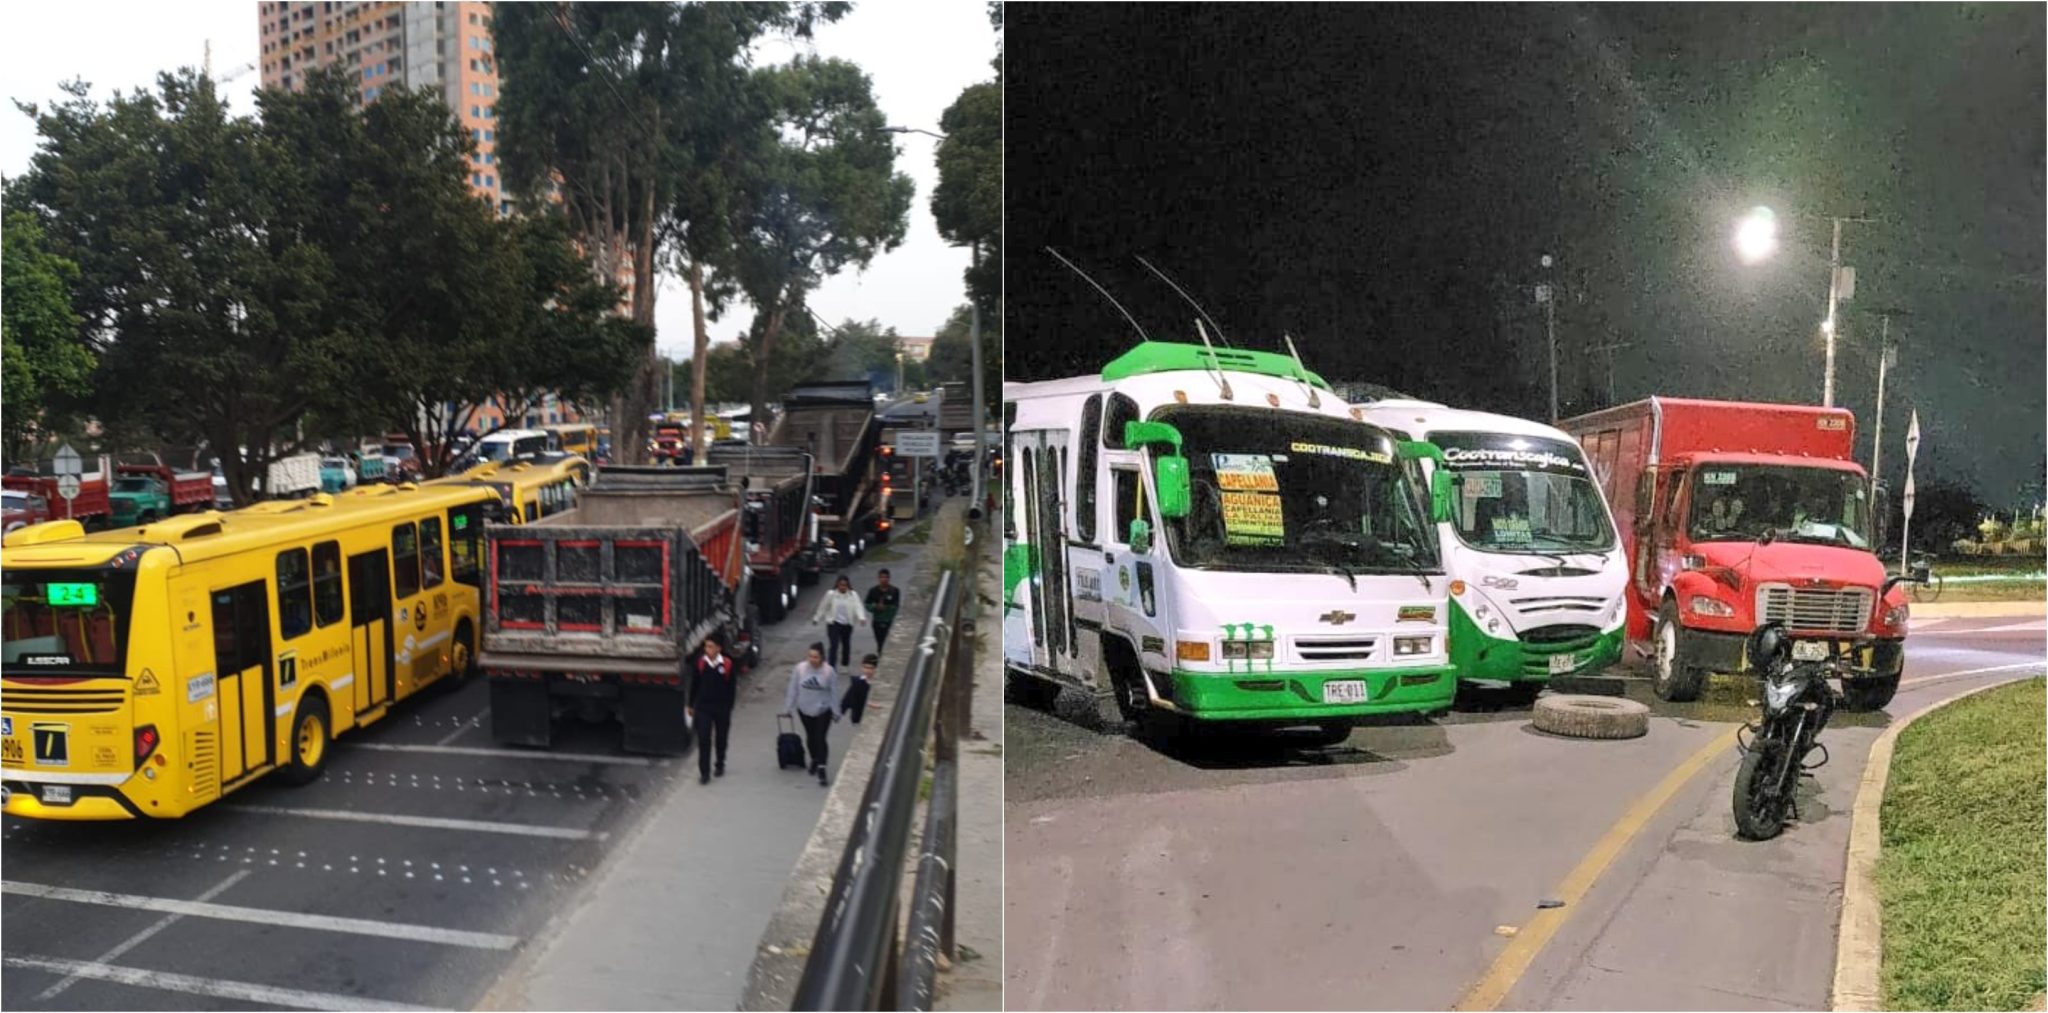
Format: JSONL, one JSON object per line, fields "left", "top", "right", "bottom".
{"left": 730, "top": 55, "right": 913, "bottom": 431}
{"left": 928, "top": 303, "right": 1000, "bottom": 403}
{"left": 0, "top": 210, "right": 94, "bottom": 462}
{"left": 11, "top": 73, "right": 352, "bottom": 503}
{"left": 494, "top": 2, "right": 845, "bottom": 465}
{"left": 823, "top": 317, "right": 902, "bottom": 390}
{"left": 932, "top": 77, "right": 999, "bottom": 315}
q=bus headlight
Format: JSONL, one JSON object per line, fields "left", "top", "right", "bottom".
{"left": 1394, "top": 635, "right": 1434, "bottom": 656}
{"left": 1220, "top": 640, "right": 1275, "bottom": 660}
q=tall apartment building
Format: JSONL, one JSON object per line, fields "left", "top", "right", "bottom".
{"left": 258, "top": 1, "right": 509, "bottom": 212}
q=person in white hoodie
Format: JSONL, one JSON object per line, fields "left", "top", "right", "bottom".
{"left": 811, "top": 574, "right": 869, "bottom": 669}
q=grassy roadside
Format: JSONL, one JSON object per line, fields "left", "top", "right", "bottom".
{"left": 1878, "top": 677, "right": 2047, "bottom": 1010}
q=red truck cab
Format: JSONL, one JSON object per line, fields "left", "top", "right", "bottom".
{"left": 1562, "top": 397, "right": 1908, "bottom": 711}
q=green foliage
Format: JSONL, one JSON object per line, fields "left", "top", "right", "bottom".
{"left": 730, "top": 55, "right": 914, "bottom": 423}
{"left": 0, "top": 210, "right": 93, "bottom": 461}
{"left": 933, "top": 78, "right": 1000, "bottom": 315}
{"left": 928, "top": 303, "right": 1000, "bottom": 411}
{"left": 1879, "top": 678, "right": 2046, "bottom": 1011}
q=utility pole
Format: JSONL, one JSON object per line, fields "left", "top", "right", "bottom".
{"left": 1822, "top": 218, "right": 1842, "bottom": 407}
{"left": 968, "top": 240, "right": 986, "bottom": 514}
{"left": 1537, "top": 254, "right": 1558, "bottom": 422}
{"left": 1592, "top": 338, "right": 1633, "bottom": 407}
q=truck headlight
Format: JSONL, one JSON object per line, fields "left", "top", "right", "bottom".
{"left": 1220, "top": 640, "right": 1275, "bottom": 660}
{"left": 1882, "top": 603, "right": 1909, "bottom": 628}
{"left": 1394, "top": 635, "right": 1433, "bottom": 656}
{"left": 1688, "top": 595, "right": 1735, "bottom": 618}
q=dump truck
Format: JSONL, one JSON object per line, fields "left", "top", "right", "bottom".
{"left": 480, "top": 466, "right": 755, "bottom": 755}
{"left": 108, "top": 454, "right": 215, "bottom": 526}
{"left": 769, "top": 380, "right": 883, "bottom": 561}
{"left": 706, "top": 444, "right": 826, "bottom": 622}
{"left": 3, "top": 455, "right": 112, "bottom": 529}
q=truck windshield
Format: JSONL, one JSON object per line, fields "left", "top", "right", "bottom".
{"left": 2, "top": 568, "right": 139, "bottom": 676}
{"left": 1688, "top": 464, "right": 1872, "bottom": 548}
{"left": 1158, "top": 408, "right": 1439, "bottom": 575}
{"left": 1432, "top": 431, "right": 1615, "bottom": 554}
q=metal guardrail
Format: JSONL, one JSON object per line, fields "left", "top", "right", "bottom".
{"left": 792, "top": 551, "right": 978, "bottom": 1011}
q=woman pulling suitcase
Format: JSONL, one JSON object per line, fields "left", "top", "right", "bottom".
{"left": 783, "top": 642, "right": 840, "bottom": 786}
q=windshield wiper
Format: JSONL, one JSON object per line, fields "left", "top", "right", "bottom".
{"left": 1321, "top": 559, "right": 1358, "bottom": 592}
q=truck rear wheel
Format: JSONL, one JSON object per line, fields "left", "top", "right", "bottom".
{"left": 1652, "top": 601, "right": 1707, "bottom": 702}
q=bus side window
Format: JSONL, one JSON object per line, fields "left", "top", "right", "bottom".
{"left": 525, "top": 500, "right": 538, "bottom": 523}
{"left": 1075, "top": 395, "right": 1102, "bottom": 543}
{"left": 393, "top": 523, "right": 421, "bottom": 598}
{"left": 1111, "top": 469, "right": 1140, "bottom": 545}
{"left": 277, "top": 548, "right": 313, "bottom": 640}
{"left": 420, "top": 517, "right": 445, "bottom": 589}
{"left": 312, "top": 541, "right": 344, "bottom": 627}
{"left": 448, "top": 505, "right": 483, "bottom": 586}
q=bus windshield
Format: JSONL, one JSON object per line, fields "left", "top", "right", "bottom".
{"left": 2, "top": 568, "right": 139, "bottom": 676}
{"left": 1689, "top": 464, "right": 1872, "bottom": 548}
{"left": 1158, "top": 408, "right": 1439, "bottom": 576}
{"left": 1432, "top": 431, "right": 1616, "bottom": 554}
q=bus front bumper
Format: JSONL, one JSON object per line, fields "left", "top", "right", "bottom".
{"left": 1451, "top": 603, "right": 1627, "bottom": 683}
{"left": 1167, "top": 663, "right": 1458, "bottom": 722}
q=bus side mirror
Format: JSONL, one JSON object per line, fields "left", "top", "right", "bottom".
{"left": 1154, "top": 455, "right": 1191, "bottom": 519}
{"left": 1430, "top": 470, "right": 1453, "bottom": 525}
{"left": 1128, "top": 518, "right": 1153, "bottom": 554}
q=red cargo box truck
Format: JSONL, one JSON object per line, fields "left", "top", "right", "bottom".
{"left": 1560, "top": 397, "right": 1911, "bottom": 711}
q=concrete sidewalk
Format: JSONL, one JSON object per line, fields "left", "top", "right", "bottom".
{"left": 480, "top": 522, "right": 949, "bottom": 1012}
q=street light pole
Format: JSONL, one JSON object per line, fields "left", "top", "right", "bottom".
{"left": 1871, "top": 315, "right": 1891, "bottom": 498}
{"left": 1823, "top": 217, "right": 1843, "bottom": 407}
{"left": 969, "top": 240, "right": 985, "bottom": 514}
{"left": 1537, "top": 254, "right": 1558, "bottom": 422}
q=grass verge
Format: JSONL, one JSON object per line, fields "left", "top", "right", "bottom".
{"left": 1878, "top": 677, "right": 2046, "bottom": 1011}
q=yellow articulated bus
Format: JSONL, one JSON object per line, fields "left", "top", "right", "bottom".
{"left": 440, "top": 454, "right": 589, "bottom": 525}
{"left": 0, "top": 483, "right": 499, "bottom": 820}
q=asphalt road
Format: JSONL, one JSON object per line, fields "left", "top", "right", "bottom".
{"left": 1003, "top": 614, "right": 2046, "bottom": 1011}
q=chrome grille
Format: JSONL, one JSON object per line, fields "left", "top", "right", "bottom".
{"left": 1290, "top": 636, "right": 1378, "bottom": 662}
{"left": 1756, "top": 584, "right": 1873, "bottom": 633}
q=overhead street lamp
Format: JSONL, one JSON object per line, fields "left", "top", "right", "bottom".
{"left": 1733, "top": 206, "right": 1875, "bottom": 408}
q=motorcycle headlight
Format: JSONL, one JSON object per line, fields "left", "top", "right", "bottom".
{"left": 1763, "top": 678, "right": 1800, "bottom": 713}
{"left": 1689, "top": 595, "right": 1735, "bottom": 618}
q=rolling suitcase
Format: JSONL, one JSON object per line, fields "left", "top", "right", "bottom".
{"left": 777, "top": 714, "right": 807, "bottom": 769}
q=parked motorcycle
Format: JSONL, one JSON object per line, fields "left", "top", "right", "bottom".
{"left": 1732, "top": 622, "right": 1855, "bottom": 841}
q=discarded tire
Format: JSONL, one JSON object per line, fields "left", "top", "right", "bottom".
{"left": 1531, "top": 694, "right": 1650, "bottom": 740}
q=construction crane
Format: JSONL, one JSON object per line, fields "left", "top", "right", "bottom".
{"left": 203, "top": 40, "right": 258, "bottom": 84}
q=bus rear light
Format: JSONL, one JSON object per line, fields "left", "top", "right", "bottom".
{"left": 134, "top": 725, "right": 161, "bottom": 765}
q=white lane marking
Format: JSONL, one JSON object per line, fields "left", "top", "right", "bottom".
{"left": 346, "top": 741, "right": 658, "bottom": 766}
{"left": 3, "top": 880, "right": 520, "bottom": 950}
{"left": 1903, "top": 661, "right": 2047, "bottom": 687}
{"left": 36, "top": 870, "right": 252, "bottom": 1001}
{"left": 1979, "top": 620, "right": 2047, "bottom": 634}
{"left": 228, "top": 804, "right": 604, "bottom": 841}
{"left": 4, "top": 954, "right": 441, "bottom": 1012}
{"left": 433, "top": 709, "right": 488, "bottom": 748}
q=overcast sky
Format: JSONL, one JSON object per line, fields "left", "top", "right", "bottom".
{"left": 0, "top": 1, "right": 993, "bottom": 355}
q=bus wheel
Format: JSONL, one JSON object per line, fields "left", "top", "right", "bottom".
{"left": 451, "top": 620, "right": 478, "bottom": 685}
{"left": 281, "top": 695, "right": 332, "bottom": 785}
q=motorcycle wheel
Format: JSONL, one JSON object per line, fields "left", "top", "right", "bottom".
{"left": 1733, "top": 737, "right": 1792, "bottom": 841}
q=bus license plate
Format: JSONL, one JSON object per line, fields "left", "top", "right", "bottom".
{"left": 1548, "top": 653, "right": 1577, "bottom": 675}
{"left": 1792, "top": 641, "right": 1829, "bottom": 662}
{"left": 1322, "top": 680, "right": 1367, "bottom": 704}
{"left": 40, "top": 784, "right": 71, "bottom": 806}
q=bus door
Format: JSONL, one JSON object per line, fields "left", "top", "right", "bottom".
{"left": 1019, "top": 430, "right": 1072, "bottom": 673}
{"left": 348, "top": 550, "right": 394, "bottom": 712}
{"left": 208, "top": 582, "right": 275, "bottom": 782}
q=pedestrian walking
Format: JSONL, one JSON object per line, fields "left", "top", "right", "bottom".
{"left": 811, "top": 574, "right": 868, "bottom": 669}
{"left": 841, "top": 654, "right": 877, "bottom": 724}
{"left": 864, "top": 569, "right": 902, "bottom": 654}
{"left": 784, "top": 643, "right": 840, "bottom": 786}
{"left": 687, "top": 636, "right": 737, "bottom": 785}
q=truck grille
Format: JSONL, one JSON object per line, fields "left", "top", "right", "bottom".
{"left": 2, "top": 687, "right": 125, "bottom": 714}
{"left": 1756, "top": 584, "right": 1873, "bottom": 634}
{"left": 1290, "top": 636, "right": 1378, "bottom": 662}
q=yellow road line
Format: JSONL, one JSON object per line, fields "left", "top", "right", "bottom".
{"left": 1453, "top": 725, "right": 1740, "bottom": 1011}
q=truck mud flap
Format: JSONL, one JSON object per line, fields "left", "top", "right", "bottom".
{"left": 490, "top": 677, "right": 553, "bottom": 748}
{"left": 621, "top": 684, "right": 691, "bottom": 756}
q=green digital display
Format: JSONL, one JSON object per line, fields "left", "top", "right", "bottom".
{"left": 46, "top": 583, "right": 99, "bottom": 607}
{"left": 453, "top": 514, "right": 470, "bottom": 531}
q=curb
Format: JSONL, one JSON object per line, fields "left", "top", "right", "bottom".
{"left": 1909, "top": 599, "right": 2045, "bottom": 619}
{"left": 1829, "top": 678, "right": 2029, "bottom": 1011}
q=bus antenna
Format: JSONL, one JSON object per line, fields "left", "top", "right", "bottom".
{"left": 1282, "top": 333, "right": 1321, "bottom": 409}
{"left": 1046, "top": 247, "right": 1147, "bottom": 344}
{"left": 1135, "top": 255, "right": 1233, "bottom": 348}
{"left": 1194, "top": 319, "right": 1234, "bottom": 400}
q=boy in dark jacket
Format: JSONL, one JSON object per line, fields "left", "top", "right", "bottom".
{"left": 688, "top": 636, "right": 737, "bottom": 785}
{"left": 865, "top": 569, "right": 902, "bottom": 654}
{"left": 842, "top": 654, "right": 878, "bottom": 724}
